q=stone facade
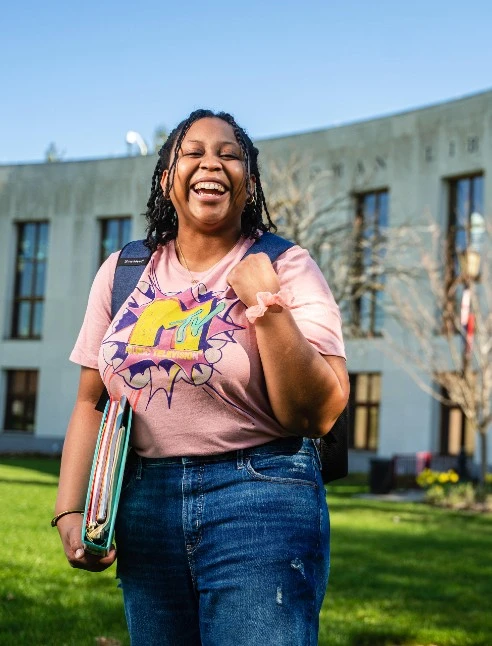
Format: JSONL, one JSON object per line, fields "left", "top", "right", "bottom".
{"left": 1, "top": 90, "right": 491, "bottom": 471}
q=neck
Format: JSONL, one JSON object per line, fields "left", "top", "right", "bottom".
{"left": 175, "top": 228, "right": 243, "bottom": 272}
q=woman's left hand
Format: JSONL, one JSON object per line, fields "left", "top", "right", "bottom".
{"left": 227, "top": 252, "right": 280, "bottom": 307}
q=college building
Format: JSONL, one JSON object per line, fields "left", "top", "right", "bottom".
{"left": 1, "top": 90, "right": 490, "bottom": 473}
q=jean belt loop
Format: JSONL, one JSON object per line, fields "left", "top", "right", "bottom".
{"left": 236, "top": 448, "right": 244, "bottom": 470}
{"left": 135, "top": 454, "right": 143, "bottom": 480}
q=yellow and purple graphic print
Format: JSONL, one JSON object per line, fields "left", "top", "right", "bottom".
{"left": 101, "top": 261, "right": 246, "bottom": 410}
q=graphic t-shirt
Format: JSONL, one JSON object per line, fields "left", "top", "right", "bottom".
{"left": 70, "top": 236, "right": 345, "bottom": 457}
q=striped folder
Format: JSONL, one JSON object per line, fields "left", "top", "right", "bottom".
{"left": 82, "top": 395, "right": 132, "bottom": 556}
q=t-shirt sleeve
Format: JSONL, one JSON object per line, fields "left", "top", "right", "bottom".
{"left": 69, "top": 252, "right": 119, "bottom": 368}
{"left": 274, "top": 246, "right": 346, "bottom": 359}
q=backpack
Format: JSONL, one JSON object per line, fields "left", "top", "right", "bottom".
{"left": 96, "top": 232, "right": 348, "bottom": 483}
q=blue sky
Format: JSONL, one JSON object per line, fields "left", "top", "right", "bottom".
{"left": 2, "top": 0, "right": 492, "bottom": 163}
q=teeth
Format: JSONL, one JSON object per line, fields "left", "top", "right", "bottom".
{"left": 194, "top": 182, "right": 225, "bottom": 193}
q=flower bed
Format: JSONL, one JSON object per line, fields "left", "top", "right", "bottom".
{"left": 416, "top": 468, "right": 492, "bottom": 511}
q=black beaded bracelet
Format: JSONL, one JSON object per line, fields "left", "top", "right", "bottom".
{"left": 51, "top": 509, "right": 84, "bottom": 527}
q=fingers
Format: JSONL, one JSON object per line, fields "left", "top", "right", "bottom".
{"left": 69, "top": 546, "right": 117, "bottom": 572}
{"left": 227, "top": 253, "right": 280, "bottom": 306}
{"left": 58, "top": 517, "right": 116, "bottom": 572}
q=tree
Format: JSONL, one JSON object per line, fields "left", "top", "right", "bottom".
{"left": 153, "top": 125, "right": 168, "bottom": 153}
{"left": 385, "top": 221, "right": 491, "bottom": 486}
{"left": 261, "top": 153, "right": 491, "bottom": 482}
{"left": 45, "top": 142, "right": 64, "bottom": 163}
{"left": 261, "top": 153, "right": 412, "bottom": 337}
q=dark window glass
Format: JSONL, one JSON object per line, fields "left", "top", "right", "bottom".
{"left": 100, "top": 217, "right": 132, "bottom": 264}
{"left": 448, "top": 174, "right": 484, "bottom": 263}
{"left": 19, "top": 260, "right": 34, "bottom": 297}
{"left": 35, "top": 262, "right": 46, "bottom": 297}
{"left": 352, "top": 190, "right": 389, "bottom": 335}
{"left": 3, "top": 370, "right": 38, "bottom": 433}
{"left": 12, "top": 222, "right": 49, "bottom": 339}
{"left": 33, "top": 302, "right": 44, "bottom": 337}
{"left": 439, "top": 385, "right": 475, "bottom": 456}
{"left": 445, "top": 175, "right": 484, "bottom": 327}
{"left": 348, "top": 373, "right": 381, "bottom": 450}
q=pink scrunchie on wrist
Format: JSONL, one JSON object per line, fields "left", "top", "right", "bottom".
{"left": 245, "top": 290, "right": 294, "bottom": 324}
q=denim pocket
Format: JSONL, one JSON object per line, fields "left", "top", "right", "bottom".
{"left": 245, "top": 451, "right": 318, "bottom": 488}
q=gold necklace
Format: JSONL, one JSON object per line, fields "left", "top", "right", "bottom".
{"left": 175, "top": 238, "right": 198, "bottom": 284}
{"left": 175, "top": 236, "right": 242, "bottom": 285}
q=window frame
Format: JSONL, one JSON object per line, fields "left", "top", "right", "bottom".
{"left": 352, "top": 189, "right": 389, "bottom": 336}
{"left": 3, "top": 369, "right": 38, "bottom": 433}
{"left": 11, "top": 221, "right": 49, "bottom": 340}
{"left": 348, "top": 372, "right": 381, "bottom": 451}
{"left": 444, "top": 174, "right": 484, "bottom": 329}
{"left": 99, "top": 216, "right": 132, "bottom": 264}
{"left": 438, "top": 384, "right": 475, "bottom": 456}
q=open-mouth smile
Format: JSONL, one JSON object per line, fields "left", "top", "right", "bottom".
{"left": 191, "top": 181, "right": 228, "bottom": 201}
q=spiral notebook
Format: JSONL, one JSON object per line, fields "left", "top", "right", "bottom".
{"left": 82, "top": 395, "right": 132, "bottom": 556}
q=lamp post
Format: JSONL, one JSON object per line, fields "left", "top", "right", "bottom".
{"left": 458, "top": 211, "right": 485, "bottom": 477}
{"left": 125, "top": 131, "right": 148, "bottom": 156}
{"left": 460, "top": 212, "right": 485, "bottom": 362}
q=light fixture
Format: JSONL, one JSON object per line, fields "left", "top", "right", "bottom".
{"left": 125, "top": 131, "right": 148, "bottom": 156}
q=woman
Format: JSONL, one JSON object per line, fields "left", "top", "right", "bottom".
{"left": 54, "top": 109, "right": 349, "bottom": 645}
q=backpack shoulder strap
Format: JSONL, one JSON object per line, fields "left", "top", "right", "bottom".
{"left": 111, "top": 239, "right": 152, "bottom": 319}
{"left": 242, "top": 231, "right": 295, "bottom": 261}
{"left": 244, "top": 232, "right": 348, "bottom": 483}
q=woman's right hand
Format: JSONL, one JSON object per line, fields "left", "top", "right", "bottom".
{"left": 57, "top": 514, "right": 117, "bottom": 572}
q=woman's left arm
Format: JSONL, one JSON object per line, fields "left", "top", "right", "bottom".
{"left": 227, "top": 252, "right": 349, "bottom": 438}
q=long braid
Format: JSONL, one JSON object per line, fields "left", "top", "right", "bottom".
{"left": 144, "top": 109, "right": 276, "bottom": 251}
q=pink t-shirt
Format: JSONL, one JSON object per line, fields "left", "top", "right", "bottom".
{"left": 71, "top": 235, "right": 345, "bottom": 457}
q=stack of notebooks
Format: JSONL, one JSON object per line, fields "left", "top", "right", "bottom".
{"left": 82, "top": 395, "right": 132, "bottom": 556}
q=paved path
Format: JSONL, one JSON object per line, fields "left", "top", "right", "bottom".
{"left": 355, "top": 490, "right": 425, "bottom": 502}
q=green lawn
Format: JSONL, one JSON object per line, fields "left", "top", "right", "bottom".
{"left": 0, "top": 459, "right": 490, "bottom": 646}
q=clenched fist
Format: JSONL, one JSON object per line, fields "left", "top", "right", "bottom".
{"left": 227, "top": 253, "right": 280, "bottom": 307}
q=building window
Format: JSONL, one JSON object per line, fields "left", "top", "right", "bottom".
{"left": 100, "top": 217, "right": 132, "bottom": 264}
{"left": 447, "top": 175, "right": 484, "bottom": 279}
{"left": 3, "top": 370, "right": 38, "bottom": 433}
{"left": 348, "top": 373, "right": 381, "bottom": 450}
{"left": 439, "top": 385, "right": 475, "bottom": 456}
{"left": 352, "top": 190, "right": 389, "bottom": 335}
{"left": 12, "top": 222, "right": 49, "bottom": 339}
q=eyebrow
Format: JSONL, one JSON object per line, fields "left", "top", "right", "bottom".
{"left": 184, "top": 139, "right": 240, "bottom": 146}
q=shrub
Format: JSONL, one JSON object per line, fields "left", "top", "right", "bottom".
{"left": 425, "top": 484, "right": 446, "bottom": 505}
{"left": 417, "top": 468, "right": 492, "bottom": 510}
{"left": 416, "top": 468, "right": 459, "bottom": 489}
{"left": 445, "top": 482, "right": 475, "bottom": 507}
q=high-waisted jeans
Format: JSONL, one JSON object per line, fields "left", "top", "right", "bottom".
{"left": 115, "top": 436, "right": 330, "bottom": 646}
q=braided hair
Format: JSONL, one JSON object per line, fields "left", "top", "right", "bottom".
{"left": 144, "top": 109, "right": 276, "bottom": 251}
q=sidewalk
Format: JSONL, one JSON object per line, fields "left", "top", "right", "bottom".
{"left": 355, "top": 490, "right": 425, "bottom": 502}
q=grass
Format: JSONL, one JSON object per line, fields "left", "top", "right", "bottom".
{"left": 0, "top": 457, "right": 128, "bottom": 646}
{"left": 322, "top": 480, "right": 492, "bottom": 646}
{"left": 0, "top": 460, "right": 491, "bottom": 646}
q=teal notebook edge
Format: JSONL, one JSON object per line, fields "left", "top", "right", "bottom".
{"left": 82, "top": 397, "right": 132, "bottom": 556}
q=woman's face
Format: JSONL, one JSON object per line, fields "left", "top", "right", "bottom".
{"left": 161, "top": 117, "right": 254, "bottom": 236}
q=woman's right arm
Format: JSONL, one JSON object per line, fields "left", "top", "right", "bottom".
{"left": 54, "top": 366, "right": 117, "bottom": 572}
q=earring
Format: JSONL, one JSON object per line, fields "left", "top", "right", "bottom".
{"left": 246, "top": 186, "right": 257, "bottom": 205}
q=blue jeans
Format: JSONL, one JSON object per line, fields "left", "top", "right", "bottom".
{"left": 115, "top": 437, "right": 330, "bottom": 646}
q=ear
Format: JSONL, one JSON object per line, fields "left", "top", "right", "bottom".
{"left": 160, "top": 170, "right": 169, "bottom": 197}
{"left": 249, "top": 174, "right": 256, "bottom": 197}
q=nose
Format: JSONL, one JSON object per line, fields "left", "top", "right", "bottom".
{"left": 199, "top": 152, "right": 221, "bottom": 171}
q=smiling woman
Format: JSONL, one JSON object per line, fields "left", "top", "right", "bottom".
{"left": 158, "top": 117, "right": 255, "bottom": 245}
{"left": 54, "top": 108, "right": 349, "bottom": 646}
